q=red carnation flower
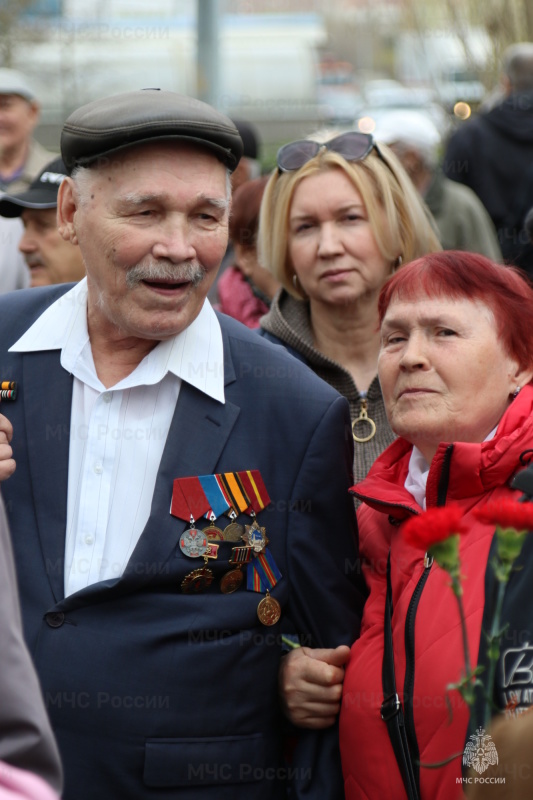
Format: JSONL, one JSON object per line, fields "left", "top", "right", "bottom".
{"left": 473, "top": 498, "right": 533, "bottom": 531}
{"left": 402, "top": 505, "right": 468, "bottom": 551}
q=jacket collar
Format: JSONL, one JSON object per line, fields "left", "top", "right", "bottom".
{"left": 352, "top": 385, "right": 533, "bottom": 517}
{"left": 24, "top": 315, "right": 238, "bottom": 606}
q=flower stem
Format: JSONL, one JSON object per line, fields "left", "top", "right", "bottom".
{"left": 483, "top": 578, "right": 507, "bottom": 729}
{"left": 451, "top": 575, "right": 476, "bottom": 734}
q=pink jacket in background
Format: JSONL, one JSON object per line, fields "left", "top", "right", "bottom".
{"left": 0, "top": 763, "right": 59, "bottom": 800}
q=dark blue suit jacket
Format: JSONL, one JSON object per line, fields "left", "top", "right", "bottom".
{"left": 0, "top": 285, "right": 363, "bottom": 800}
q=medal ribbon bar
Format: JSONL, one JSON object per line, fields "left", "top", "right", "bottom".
{"left": 198, "top": 474, "right": 231, "bottom": 520}
{"left": 171, "top": 476, "right": 211, "bottom": 521}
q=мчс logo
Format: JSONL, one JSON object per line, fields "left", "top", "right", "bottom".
{"left": 463, "top": 727, "right": 499, "bottom": 775}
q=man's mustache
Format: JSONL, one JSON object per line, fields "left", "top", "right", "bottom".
{"left": 125, "top": 259, "right": 207, "bottom": 289}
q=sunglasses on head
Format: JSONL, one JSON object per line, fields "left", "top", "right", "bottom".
{"left": 276, "top": 131, "right": 385, "bottom": 173}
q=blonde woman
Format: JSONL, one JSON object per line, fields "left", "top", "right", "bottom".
{"left": 259, "top": 130, "right": 441, "bottom": 482}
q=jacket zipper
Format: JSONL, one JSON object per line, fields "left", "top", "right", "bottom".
{"left": 402, "top": 444, "right": 454, "bottom": 794}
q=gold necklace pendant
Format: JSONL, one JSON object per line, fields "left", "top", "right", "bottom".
{"left": 352, "top": 397, "right": 376, "bottom": 443}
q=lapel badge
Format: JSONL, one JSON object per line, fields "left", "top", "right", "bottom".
{"left": 241, "top": 519, "right": 268, "bottom": 553}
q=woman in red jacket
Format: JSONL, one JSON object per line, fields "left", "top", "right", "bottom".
{"left": 280, "top": 251, "right": 533, "bottom": 799}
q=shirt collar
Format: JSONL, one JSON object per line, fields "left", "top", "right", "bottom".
{"left": 9, "top": 278, "right": 225, "bottom": 403}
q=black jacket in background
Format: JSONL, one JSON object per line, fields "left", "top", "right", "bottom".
{"left": 443, "top": 91, "right": 533, "bottom": 269}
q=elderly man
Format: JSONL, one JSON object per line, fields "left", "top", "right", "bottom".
{"left": 375, "top": 109, "right": 502, "bottom": 259}
{"left": 0, "top": 68, "right": 54, "bottom": 192}
{"left": 0, "top": 90, "right": 362, "bottom": 800}
{"left": 0, "top": 156, "right": 85, "bottom": 287}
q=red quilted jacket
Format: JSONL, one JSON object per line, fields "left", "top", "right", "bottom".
{"left": 339, "top": 385, "right": 533, "bottom": 800}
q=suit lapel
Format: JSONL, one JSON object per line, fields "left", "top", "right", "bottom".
{"left": 23, "top": 350, "right": 72, "bottom": 602}
{"left": 122, "top": 325, "right": 240, "bottom": 586}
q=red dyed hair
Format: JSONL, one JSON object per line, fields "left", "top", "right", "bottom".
{"left": 378, "top": 251, "right": 533, "bottom": 371}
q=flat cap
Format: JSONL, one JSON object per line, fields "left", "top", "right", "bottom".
{"left": 61, "top": 89, "right": 244, "bottom": 174}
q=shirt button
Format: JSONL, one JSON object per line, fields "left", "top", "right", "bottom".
{"left": 85, "top": 535, "right": 94, "bottom": 546}
{"left": 102, "top": 392, "right": 112, "bottom": 403}
{"left": 94, "top": 463, "right": 103, "bottom": 475}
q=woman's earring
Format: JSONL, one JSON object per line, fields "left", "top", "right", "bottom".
{"left": 292, "top": 274, "right": 299, "bottom": 289}
{"left": 393, "top": 255, "right": 403, "bottom": 271}
{"left": 513, "top": 386, "right": 521, "bottom": 398}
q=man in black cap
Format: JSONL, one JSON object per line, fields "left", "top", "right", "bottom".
{"left": 0, "top": 89, "right": 362, "bottom": 800}
{"left": 0, "top": 156, "right": 85, "bottom": 287}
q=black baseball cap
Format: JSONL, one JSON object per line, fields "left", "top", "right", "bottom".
{"left": 61, "top": 89, "right": 244, "bottom": 174}
{"left": 0, "top": 156, "right": 67, "bottom": 218}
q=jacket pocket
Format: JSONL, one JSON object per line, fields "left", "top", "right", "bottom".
{"left": 143, "top": 734, "right": 265, "bottom": 787}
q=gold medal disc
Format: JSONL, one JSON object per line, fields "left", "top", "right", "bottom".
{"left": 223, "top": 522, "right": 245, "bottom": 542}
{"left": 220, "top": 568, "right": 244, "bottom": 594}
{"left": 203, "top": 523, "right": 225, "bottom": 541}
{"left": 257, "top": 593, "right": 281, "bottom": 626}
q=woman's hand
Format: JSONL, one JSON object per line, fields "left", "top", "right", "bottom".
{"left": 0, "top": 414, "right": 15, "bottom": 481}
{"left": 278, "top": 645, "right": 351, "bottom": 728}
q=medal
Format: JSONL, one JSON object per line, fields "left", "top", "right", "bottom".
{"left": 203, "top": 521, "right": 225, "bottom": 541}
{"left": 241, "top": 519, "right": 268, "bottom": 553}
{"left": 179, "top": 526, "right": 208, "bottom": 558}
{"left": 223, "top": 521, "right": 245, "bottom": 542}
{"left": 181, "top": 567, "right": 214, "bottom": 593}
{"left": 257, "top": 591, "right": 281, "bottom": 626}
{"left": 220, "top": 569, "right": 243, "bottom": 594}
{"left": 220, "top": 546, "right": 252, "bottom": 594}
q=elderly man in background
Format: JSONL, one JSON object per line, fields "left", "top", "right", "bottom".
{"left": 0, "top": 156, "right": 85, "bottom": 287}
{"left": 0, "top": 89, "right": 362, "bottom": 800}
{"left": 0, "top": 69, "right": 56, "bottom": 294}
{"left": 375, "top": 109, "right": 502, "bottom": 259}
{"left": 0, "top": 69, "right": 54, "bottom": 192}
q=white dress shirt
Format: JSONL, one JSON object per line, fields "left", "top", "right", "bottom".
{"left": 10, "top": 279, "right": 225, "bottom": 596}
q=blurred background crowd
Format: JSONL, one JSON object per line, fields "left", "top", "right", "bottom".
{"left": 2, "top": 2, "right": 533, "bottom": 796}
{"left": 1, "top": 0, "right": 533, "bottom": 296}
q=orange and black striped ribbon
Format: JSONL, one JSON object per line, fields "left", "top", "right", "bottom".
{"left": 218, "top": 472, "right": 250, "bottom": 516}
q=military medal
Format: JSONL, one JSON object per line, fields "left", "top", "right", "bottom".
{"left": 181, "top": 567, "right": 214, "bottom": 593}
{"left": 202, "top": 521, "right": 225, "bottom": 541}
{"left": 179, "top": 525, "right": 209, "bottom": 558}
{"left": 172, "top": 477, "right": 219, "bottom": 592}
{"left": 222, "top": 521, "right": 245, "bottom": 542}
{"left": 257, "top": 590, "right": 281, "bottom": 626}
{"left": 241, "top": 519, "right": 268, "bottom": 553}
{"left": 220, "top": 546, "right": 252, "bottom": 594}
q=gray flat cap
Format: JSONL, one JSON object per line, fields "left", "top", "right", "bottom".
{"left": 61, "top": 89, "right": 244, "bottom": 174}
